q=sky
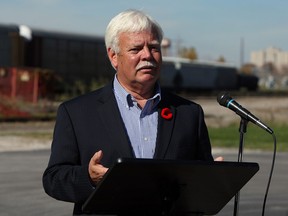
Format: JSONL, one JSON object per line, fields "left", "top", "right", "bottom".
{"left": 0, "top": 0, "right": 287, "bottom": 68}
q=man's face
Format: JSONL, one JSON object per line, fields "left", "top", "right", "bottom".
{"left": 108, "top": 31, "right": 162, "bottom": 90}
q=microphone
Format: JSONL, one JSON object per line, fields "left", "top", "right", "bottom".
{"left": 217, "top": 92, "right": 273, "bottom": 134}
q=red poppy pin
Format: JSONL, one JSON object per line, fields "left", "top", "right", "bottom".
{"left": 161, "top": 108, "right": 173, "bottom": 120}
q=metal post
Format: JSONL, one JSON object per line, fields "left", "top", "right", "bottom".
{"left": 233, "top": 118, "right": 248, "bottom": 216}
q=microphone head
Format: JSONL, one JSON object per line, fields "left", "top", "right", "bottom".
{"left": 217, "top": 92, "right": 232, "bottom": 107}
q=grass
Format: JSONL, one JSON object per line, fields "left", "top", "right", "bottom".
{"left": 208, "top": 123, "right": 287, "bottom": 151}
{"left": 0, "top": 121, "right": 286, "bottom": 152}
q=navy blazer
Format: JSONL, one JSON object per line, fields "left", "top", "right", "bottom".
{"left": 43, "top": 81, "right": 213, "bottom": 215}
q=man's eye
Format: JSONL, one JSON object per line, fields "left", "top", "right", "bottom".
{"left": 152, "top": 47, "right": 160, "bottom": 52}
{"left": 150, "top": 46, "right": 161, "bottom": 52}
{"left": 130, "top": 48, "right": 141, "bottom": 52}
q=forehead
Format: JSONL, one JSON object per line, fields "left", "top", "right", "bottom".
{"left": 119, "top": 31, "right": 160, "bottom": 45}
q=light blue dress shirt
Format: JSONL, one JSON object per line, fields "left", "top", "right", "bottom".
{"left": 113, "top": 76, "right": 161, "bottom": 158}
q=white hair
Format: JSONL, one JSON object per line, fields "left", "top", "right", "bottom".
{"left": 105, "top": 9, "right": 163, "bottom": 54}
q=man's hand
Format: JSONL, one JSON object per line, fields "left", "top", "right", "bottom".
{"left": 214, "top": 156, "right": 224, "bottom": 161}
{"left": 88, "top": 150, "right": 108, "bottom": 183}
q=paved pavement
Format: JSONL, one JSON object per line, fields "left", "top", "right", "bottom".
{"left": 0, "top": 148, "right": 287, "bottom": 216}
{"left": 213, "top": 149, "right": 288, "bottom": 216}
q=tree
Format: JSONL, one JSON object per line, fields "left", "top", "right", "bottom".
{"left": 240, "top": 63, "right": 256, "bottom": 75}
{"left": 178, "top": 47, "right": 198, "bottom": 60}
{"left": 217, "top": 55, "right": 226, "bottom": 63}
{"left": 262, "top": 62, "right": 277, "bottom": 74}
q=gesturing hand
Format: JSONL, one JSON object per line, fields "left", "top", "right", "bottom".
{"left": 214, "top": 156, "right": 224, "bottom": 161}
{"left": 88, "top": 150, "right": 108, "bottom": 183}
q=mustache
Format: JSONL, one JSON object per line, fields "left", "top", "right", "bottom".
{"left": 136, "top": 61, "right": 157, "bottom": 70}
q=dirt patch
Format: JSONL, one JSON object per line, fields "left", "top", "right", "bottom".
{"left": 0, "top": 121, "right": 54, "bottom": 152}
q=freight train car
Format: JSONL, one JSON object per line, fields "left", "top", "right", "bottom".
{"left": 160, "top": 57, "right": 258, "bottom": 91}
{"left": 0, "top": 24, "right": 257, "bottom": 94}
{"left": 0, "top": 24, "right": 17, "bottom": 67}
{"left": 0, "top": 24, "right": 114, "bottom": 93}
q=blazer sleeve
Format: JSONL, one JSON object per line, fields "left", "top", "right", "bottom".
{"left": 196, "top": 104, "right": 214, "bottom": 161}
{"left": 42, "top": 103, "right": 94, "bottom": 204}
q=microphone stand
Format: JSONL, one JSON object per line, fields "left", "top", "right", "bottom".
{"left": 233, "top": 117, "right": 248, "bottom": 216}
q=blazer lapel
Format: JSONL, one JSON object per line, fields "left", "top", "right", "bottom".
{"left": 154, "top": 103, "right": 176, "bottom": 159}
{"left": 95, "top": 84, "right": 135, "bottom": 158}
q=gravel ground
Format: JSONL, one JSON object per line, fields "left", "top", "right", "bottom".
{"left": 0, "top": 95, "right": 287, "bottom": 152}
{"left": 0, "top": 121, "right": 54, "bottom": 152}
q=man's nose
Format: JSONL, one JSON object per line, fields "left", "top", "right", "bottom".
{"left": 141, "top": 46, "right": 153, "bottom": 60}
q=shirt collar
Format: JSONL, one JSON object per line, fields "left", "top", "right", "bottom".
{"left": 113, "top": 74, "right": 161, "bottom": 111}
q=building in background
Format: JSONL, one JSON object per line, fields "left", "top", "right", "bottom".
{"left": 250, "top": 47, "right": 288, "bottom": 89}
{"left": 251, "top": 47, "right": 288, "bottom": 71}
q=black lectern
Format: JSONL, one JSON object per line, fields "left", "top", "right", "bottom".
{"left": 82, "top": 158, "right": 259, "bottom": 216}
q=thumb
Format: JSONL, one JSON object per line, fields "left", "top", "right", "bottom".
{"left": 91, "top": 150, "right": 103, "bottom": 165}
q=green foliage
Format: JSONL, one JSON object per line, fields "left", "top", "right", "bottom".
{"left": 89, "top": 78, "right": 108, "bottom": 91}
{"left": 208, "top": 123, "right": 287, "bottom": 151}
{"left": 178, "top": 47, "right": 198, "bottom": 60}
{"left": 54, "top": 78, "right": 109, "bottom": 102}
{"left": 217, "top": 55, "right": 226, "bottom": 63}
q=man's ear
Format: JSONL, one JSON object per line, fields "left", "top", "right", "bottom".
{"left": 107, "top": 48, "right": 118, "bottom": 69}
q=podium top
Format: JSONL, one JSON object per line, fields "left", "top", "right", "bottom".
{"left": 83, "top": 158, "right": 259, "bottom": 215}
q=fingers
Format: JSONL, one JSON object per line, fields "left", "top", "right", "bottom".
{"left": 214, "top": 156, "right": 224, "bottom": 161}
{"left": 89, "top": 150, "right": 108, "bottom": 183}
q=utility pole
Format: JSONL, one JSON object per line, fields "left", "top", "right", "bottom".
{"left": 240, "top": 37, "right": 245, "bottom": 68}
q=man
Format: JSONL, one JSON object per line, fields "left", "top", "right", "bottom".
{"left": 43, "top": 9, "right": 221, "bottom": 215}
